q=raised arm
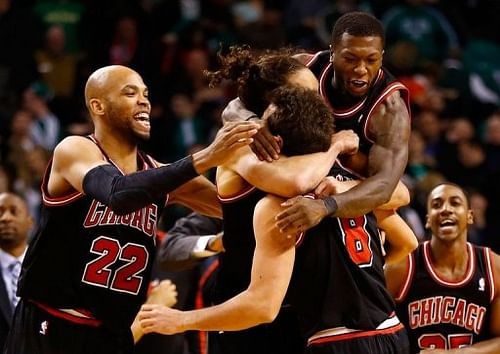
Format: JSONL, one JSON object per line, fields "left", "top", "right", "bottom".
{"left": 331, "top": 91, "right": 410, "bottom": 216}
{"left": 138, "top": 194, "right": 295, "bottom": 334}
{"left": 226, "top": 130, "right": 358, "bottom": 197}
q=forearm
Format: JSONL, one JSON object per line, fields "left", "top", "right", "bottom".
{"left": 83, "top": 156, "right": 198, "bottom": 215}
{"left": 377, "top": 181, "right": 410, "bottom": 210}
{"left": 444, "top": 337, "right": 500, "bottom": 353}
{"left": 238, "top": 145, "right": 340, "bottom": 197}
{"left": 169, "top": 176, "right": 222, "bottom": 218}
{"left": 131, "top": 314, "right": 144, "bottom": 344}
{"left": 180, "top": 291, "right": 276, "bottom": 331}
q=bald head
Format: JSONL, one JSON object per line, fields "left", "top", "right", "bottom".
{"left": 85, "top": 65, "right": 139, "bottom": 107}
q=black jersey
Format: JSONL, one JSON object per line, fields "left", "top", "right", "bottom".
{"left": 214, "top": 186, "right": 267, "bottom": 304}
{"left": 18, "top": 136, "right": 166, "bottom": 333}
{"left": 306, "top": 51, "right": 410, "bottom": 154}
{"left": 287, "top": 162, "right": 397, "bottom": 342}
{"left": 395, "top": 242, "right": 495, "bottom": 353}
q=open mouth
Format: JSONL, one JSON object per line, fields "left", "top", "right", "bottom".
{"left": 438, "top": 219, "right": 457, "bottom": 231}
{"left": 348, "top": 80, "right": 368, "bottom": 94}
{"left": 134, "top": 112, "right": 150, "bottom": 128}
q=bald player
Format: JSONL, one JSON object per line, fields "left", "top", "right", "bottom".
{"left": 3, "top": 65, "right": 258, "bottom": 354}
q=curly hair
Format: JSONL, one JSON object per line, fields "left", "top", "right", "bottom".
{"left": 267, "top": 86, "right": 334, "bottom": 156}
{"left": 331, "top": 12, "right": 385, "bottom": 47}
{"left": 205, "top": 45, "right": 306, "bottom": 116}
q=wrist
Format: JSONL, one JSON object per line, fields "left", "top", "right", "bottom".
{"left": 191, "top": 150, "right": 210, "bottom": 174}
{"left": 322, "top": 196, "right": 338, "bottom": 216}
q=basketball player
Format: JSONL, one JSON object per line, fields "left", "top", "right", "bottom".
{"left": 224, "top": 12, "right": 411, "bottom": 234}
{"left": 3, "top": 65, "right": 258, "bottom": 354}
{"left": 385, "top": 183, "right": 500, "bottom": 353}
{"left": 138, "top": 100, "right": 416, "bottom": 354}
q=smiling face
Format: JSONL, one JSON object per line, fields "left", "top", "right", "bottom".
{"left": 330, "top": 34, "right": 383, "bottom": 98}
{"left": 86, "top": 65, "right": 151, "bottom": 142}
{"left": 425, "top": 184, "right": 473, "bottom": 243}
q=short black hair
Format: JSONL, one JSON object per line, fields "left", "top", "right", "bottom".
{"left": 331, "top": 11, "right": 385, "bottom": 47}
{"left": 267, "top": 86, "right": 334, "bottom": 156}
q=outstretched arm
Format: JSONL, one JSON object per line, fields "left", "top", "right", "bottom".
{"left": 138, "top": 195, "right": 295, "bottom": 334}
{"left": 227, "top": 130, "right": 358, "bottom": 197}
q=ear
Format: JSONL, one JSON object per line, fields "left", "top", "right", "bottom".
{"left": 89, "top": 98, "right": 105, "bottom": 116}
{"left": 329, "top": 46, "right": 334, "bottom": 63}
{"left": 467, "top": 209, "right": 474, "bottom": 225}
{"left": 275, "top": 135, "right": 283, "bottom": 149}
{"left": 425, "top": 214, "right": 430, "bottom": 229}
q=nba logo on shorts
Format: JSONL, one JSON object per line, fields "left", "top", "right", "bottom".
{"left": 39, "top": 320, "right": 49, "bottom": 335}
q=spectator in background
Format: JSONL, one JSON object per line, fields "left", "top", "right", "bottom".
{"left": 382, "top": 0, "right": 460, "bottom": 66}
{"left": 21, "top": 83, "right": 60, "bottom": 151}
{"left": 0, "top": 192, "right": 32, "bottom": 349}
{"left": 34, "top": 24, "right": 81, "bottom": 124}
{"left": 484, "top": 111, "right": 500, "bottom": 173}
{"left": 467, "top": 189, "right": 488, "bottom": 246}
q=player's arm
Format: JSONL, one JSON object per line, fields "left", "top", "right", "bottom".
{"left": 168, "top": 175, "right": 222, "bottom": 218}
{"left": 331, "top": 90, "right": 410, "bottom": 216}
{"left": 384, "top": 255, "right": 411, "bottom": 299}
{"left": 131, "top": 279, "right": 178, "bottom": 344}
{"left": 373, "top": 209, "right": 418, "bottom": 265}
{"left": 226, "top": 131, "right": 358, "bottom": 197}
{"left": 138, "top": 195, "right": 296, "bottom": 334}
{"left": 275, "top": 91, "right": 409, "bottom": 234}
{"left": 315, "top": 177, "right": 410, "bottom": 210}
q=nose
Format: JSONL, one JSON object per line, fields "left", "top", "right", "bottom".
{"left": 440, "top": 202, "right": 453, "bottom": 215}
{"left": 354, "top": 62, "right": 368, "bottom": 75}
{"left": 0, "top": 211, "right": 14, "bottom": 222}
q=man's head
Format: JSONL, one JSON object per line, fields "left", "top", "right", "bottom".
{"left": 84, "top": 65, "right": 151, "bottom": 142}
{"left": 265, "top": 86, "right": 334, "bottom": 156}
{"left": 425, "top": 183, "right": 473, "bottom": 242}
{"left": 207, "top": 46, "right": 318, "bottom": 116}
{"left": 0, "top": 193, "right": 32, "bottom": 253}
{"left": 330, "top": 12, "right": 384, "bottom": 98}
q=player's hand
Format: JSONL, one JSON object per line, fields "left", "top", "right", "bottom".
{"left": 250, "top": 118, "right": 281, "bottom": 162}
{"left": 194, "top": 121, "right": 259, "bottom": 172}
{"left": 315, "top": 177, "right": 344, "bottom": 197}
{"left": 275, "top": 196, "right": 329, "bottom": 235}
{"left": 139, "top": 304, "right": 185, "bottom": 335}
{"left": 146, "top": 279, "right": 178, "bottom": 308}
{"left": 331, "top": 129, "right": 359, "bottom": 155}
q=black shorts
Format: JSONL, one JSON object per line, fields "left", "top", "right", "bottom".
{"left": 209, "top": 308, "right": 305, "bottom": 354}
{"left": 306, "top": 327, "right": 410, "bottom": 354}
{"left": 3, "top": 299, "right": 133, "bottom": 354}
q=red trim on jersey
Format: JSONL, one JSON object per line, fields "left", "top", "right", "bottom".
{"left": 334, "top": 159, "right": 364, "bottom": 179}
{"left": 319, "top": 63, "right": 335, "bottom": 112}
{"left": 30, "top": 300, "right": 102, "bottom": 327}
{"left": 305, "top": 51, "right": 322, "bottom": 67}
{"left": 363, "top": 82, "right": 410, "bottom": 144}
{"left": 218, "top": 185, "right": 257, "bottom": 203}
{"left": 40, "top": 160, "right": 85, "bottom": 206}
{"left": 308, "top": 322, "right": 403, "bottom": 345}
{"left": 423, "top": 241, "right": 475, "bottom": 287}
{"left": 395, "top": 252, "right": 415, "bottom": 302}
{"left": 484, "top": 248, "right": 496, "bottom": 302}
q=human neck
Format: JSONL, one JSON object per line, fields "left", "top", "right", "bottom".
{"left": 429, "top": 237, "right": 469, "bottom": 279}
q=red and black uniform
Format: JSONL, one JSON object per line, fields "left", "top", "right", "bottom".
{"left": 286, "top": 162, "right": 409, "bottom": 354}
{"left": 306, "top": 50, "right": 410, "bottom": 154}
{"left": 395, "top": 241, "right": 496, "bottom": 354}
{"left": 209, "top": 186, "right": 304, "bottom": 354}
{"left": 5, "top": 136, "right": 166, "bottom": 354}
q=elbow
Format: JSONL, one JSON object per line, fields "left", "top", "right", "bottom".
{"left": 254, "top": 303, "right": 280, "bottom": 324}
{"left": 373, "top": 181, "right": 393, "bottom": 205}
{"left": 291, "top": 175, "right": 317, "bottom": 196}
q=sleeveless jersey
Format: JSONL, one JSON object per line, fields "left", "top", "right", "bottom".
{"left": 18, "top": 136, "right": 166, "bottom": 333}
{"left": 287, "top": 162, "right": 396, "bottom": 339}
{"left": 306, "top": 50, "right": 410, "bottom": 154}
{"left": 214, "top": 186, "right": 267, "bottom": 304}
{"left": 395, "top": 241, "right": 495, "bottom": 353}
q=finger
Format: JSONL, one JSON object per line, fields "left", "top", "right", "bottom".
{"left": 256, "top": 131, "right": 280, "bottom": 159}
{"left": 250, "top": 144, "right": 265, "bottom": 161}
{"left": 275, "top": 211, "right": 304, "bottom": 231}
{"left": 279, "top": 196, "right": 301, "bottom": 208}
{"left": 252, "top": 138, "right": 272, "bottom": 162}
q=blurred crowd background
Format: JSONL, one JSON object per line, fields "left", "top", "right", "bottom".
{"left": 0, "top": 0, "right": 499, "bottom": 252}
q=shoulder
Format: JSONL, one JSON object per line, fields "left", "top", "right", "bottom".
{"left": 489, "top": 250, "right": 500, "bottom": 293}
{"left": 52, "top": 136, "right": 104, "bottom": 166}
